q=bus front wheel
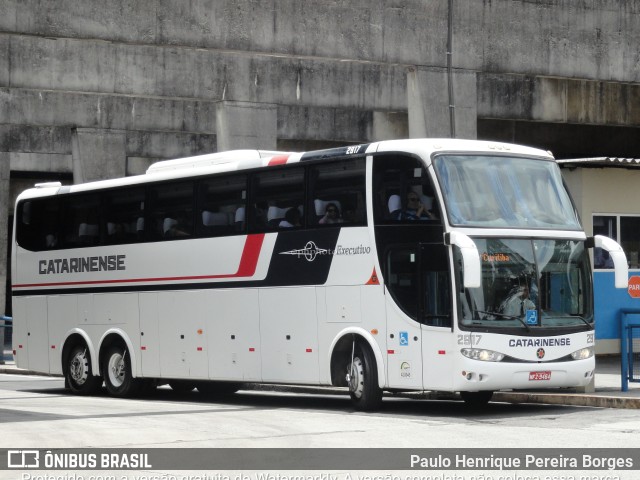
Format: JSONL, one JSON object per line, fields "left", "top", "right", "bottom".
{"left": 65, "top": 345, "right": 101, "bottom": 395}
{"left": 347, "top": 344, "right": 383, "bottom": 411}
{"left": 102, "top": 344, "right": 139, "bottom": 397}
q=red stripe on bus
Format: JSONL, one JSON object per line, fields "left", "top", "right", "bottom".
{"left": 268, "top": 155, "right": 289, "bottom": 166}
{"left": 12, "top": 234, "right": 266, "bottom": 289}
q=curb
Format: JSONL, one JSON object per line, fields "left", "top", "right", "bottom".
{"left": 493, "top": 391, "right": 640, "bottom": 409}
{"left": 2, "top": 365, "right": 638, "bottom": 409}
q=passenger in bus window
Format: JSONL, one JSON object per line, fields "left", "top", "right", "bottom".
{"left": 319, "top": 203, "right": 344, "bottom": 225}
{"left": 393, "top": 192, "right": 437, "bottom": 221}
{"left": 164, "top": 215, "right": 190, "bottom": 237}
{"left": 279, "top": 208, "right": 301, "bottom": 228}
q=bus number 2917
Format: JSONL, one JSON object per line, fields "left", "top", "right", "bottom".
{"left": 457, "top": 334, "right": 482, "bottom": 346}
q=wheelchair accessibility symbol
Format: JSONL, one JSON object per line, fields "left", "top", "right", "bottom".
{"left": 399, "top": 331, "right": 409, "bottom": 346}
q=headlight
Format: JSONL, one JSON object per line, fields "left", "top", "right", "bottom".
{"left": 461, "top": 348, "right": 505, "bottom": 362}
{"left": 570, "top": 347, "right": 594, "bottom": 360}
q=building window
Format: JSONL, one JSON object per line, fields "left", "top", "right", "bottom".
{"left": 593, "top": 214, "right": 640, "bottom": 269}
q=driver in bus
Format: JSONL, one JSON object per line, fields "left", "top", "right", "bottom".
{"left": 501, "top": 283, "right": 536, "bottom": 318}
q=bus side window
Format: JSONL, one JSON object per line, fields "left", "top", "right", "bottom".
{"left": 60, "top": 194, "right": 101, "bottom": 248}
{"left": 102, "top": 187, "right": 146, "bottom": 245}
{"left": 17, "top": 198, "right": 61, "bottom": 251}
{"left": 373, "top": 154, "right": 442, "bottom": 225}
{"left": 197, "top": 174, "right": 247, "bottom": 237}
{"left": 309, "top": 158, "right": 366, "bottom": 226}
{"left": 148, "top": 181, "right": 194, "bottom": 240}
{"left": 250, "top": 167, "right": 305, "bottom": 232}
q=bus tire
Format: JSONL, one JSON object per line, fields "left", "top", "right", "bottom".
{"left": 102, "top": 344, "right": 139, "bottom": 397}
{"left": 347, "top": 343, "right": 383, "bottom": 411}
{"left": 65, "top": 345, "right": 101, "bottom": 395}
{"left": 460, "top": 390, "right": 493, "bottom": 406}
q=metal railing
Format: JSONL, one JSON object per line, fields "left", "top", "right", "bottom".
{"left": 620, "top": 309, "right": 640, "bottom": 392}
{"left": 0, "top": 315, "right": 12, "bottom": 364}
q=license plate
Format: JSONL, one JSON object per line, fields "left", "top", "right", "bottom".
{"left": 529, "top": 371, "right": 552, "bottom": 381}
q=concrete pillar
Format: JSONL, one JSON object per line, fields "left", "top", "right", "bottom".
{"left": 71, "top": 128, "right": 127, "bottom": 184}
{"left": 0, "top": 153, "right": 9, "bottom": 353}
{"left": 216, "top": 101, "right": 277, "bottom": 151}
{"left": 407, "top": 67, "right": 477, "bottom": 140}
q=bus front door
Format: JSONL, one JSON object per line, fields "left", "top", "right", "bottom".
{"left": 419, "top": 243, "right": 454, "bottom": 392}
{"left": 384, "top": 246, "right": 423, "bottom": 390}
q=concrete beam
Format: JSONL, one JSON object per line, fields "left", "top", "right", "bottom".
{"left": 407, "top": 68, "right": 477, "bottom": 139}
{"left": 3, "top": 36, "right": 409, "bottom": 110}
{"left": 277, "top": 106, "right": 376, "bottom": 143}
{"left": 0, "top": 88, "right": 218, "bottom": 134}
{"left": 71, "top": 128, "right": 126, "bottom": 183}
{"left": 478, "top": 74, "right": 640, "bottom": 127}
{"left": 372, "top": 112, "right": 409, "bottom": 141}
{"left": 9, "top": 153, "right": 72, "bottom": 173}
{"left": 216, "top": 101, "right": 277, "bottom": 151}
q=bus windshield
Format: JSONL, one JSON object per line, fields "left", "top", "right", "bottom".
{"left": 433, "top": 155, "right": 581, "bottom": 229}
{"left": 458, "top": 238, "right": 593, "bottom": 329}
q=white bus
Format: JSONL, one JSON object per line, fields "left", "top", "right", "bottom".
{"left": 11, "top": 139, "right": 629, "bottom": 410}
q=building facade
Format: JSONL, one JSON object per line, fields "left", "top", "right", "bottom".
{"left": 560, "top": 158, "right": 640, "bottom": 354}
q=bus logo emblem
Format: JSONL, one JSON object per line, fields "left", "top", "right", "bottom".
{"left": 536, "top": 348, "right": 545, "bottom": 359}
{"left": 279, "top": 241, "right": 329, "bottom": 262}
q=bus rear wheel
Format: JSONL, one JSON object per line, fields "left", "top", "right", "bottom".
{"left": 460, "top": 390, "right": 494, "bottom": 406}
{"left": 347, "top": 344, "right": 383, "bottom": 411}
{"left": 65, "top": 345, "right": 101, "bottom": 395}
{"left": 103, "top": 344, "right": 139, "bottom": 397}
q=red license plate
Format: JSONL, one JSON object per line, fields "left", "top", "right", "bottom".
{"left": 529, "top": 371, "right": 552, "bottom": 381}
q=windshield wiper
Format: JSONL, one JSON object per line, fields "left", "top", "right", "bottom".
{"left": 474, "top": 310, "right": 531, "bottom": 331}
{"left": 570, "top": 314, "right": 594, "bottom": 330}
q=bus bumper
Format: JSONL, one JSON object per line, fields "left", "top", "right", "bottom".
{"left": 452, "top": 357, "right": 596, "bottom": 392}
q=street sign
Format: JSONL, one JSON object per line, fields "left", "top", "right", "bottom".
{"left": 628, "top": 275, "right": 640, "bottom": 298}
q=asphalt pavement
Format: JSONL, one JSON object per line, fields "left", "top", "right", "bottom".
{"left": 1, "top": 354, "right": 639, "bottom": 409}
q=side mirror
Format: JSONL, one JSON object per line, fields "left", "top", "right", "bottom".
{"left": 445, "top": 232, "right": 481, "bottom": 289}
{"left": 591, "top": 235, "right": 629, "bottom": 289}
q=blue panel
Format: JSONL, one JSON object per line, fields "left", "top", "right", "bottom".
{"left": 594, "top": 271, "right": 640, "bottom": 340}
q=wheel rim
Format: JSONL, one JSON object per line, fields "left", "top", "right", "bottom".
{"left": 107, "top": 352, "right": 126, "bottom": 388}
{"left": 347, "top": 356, "right": 365, "bottom": 399}
{"left": 69, "top": 350, "right": 89, "bottom": 385}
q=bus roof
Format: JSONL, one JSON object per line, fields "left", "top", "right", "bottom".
{"left": 16, "top": 139, "right": 553, "bottom": 201}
